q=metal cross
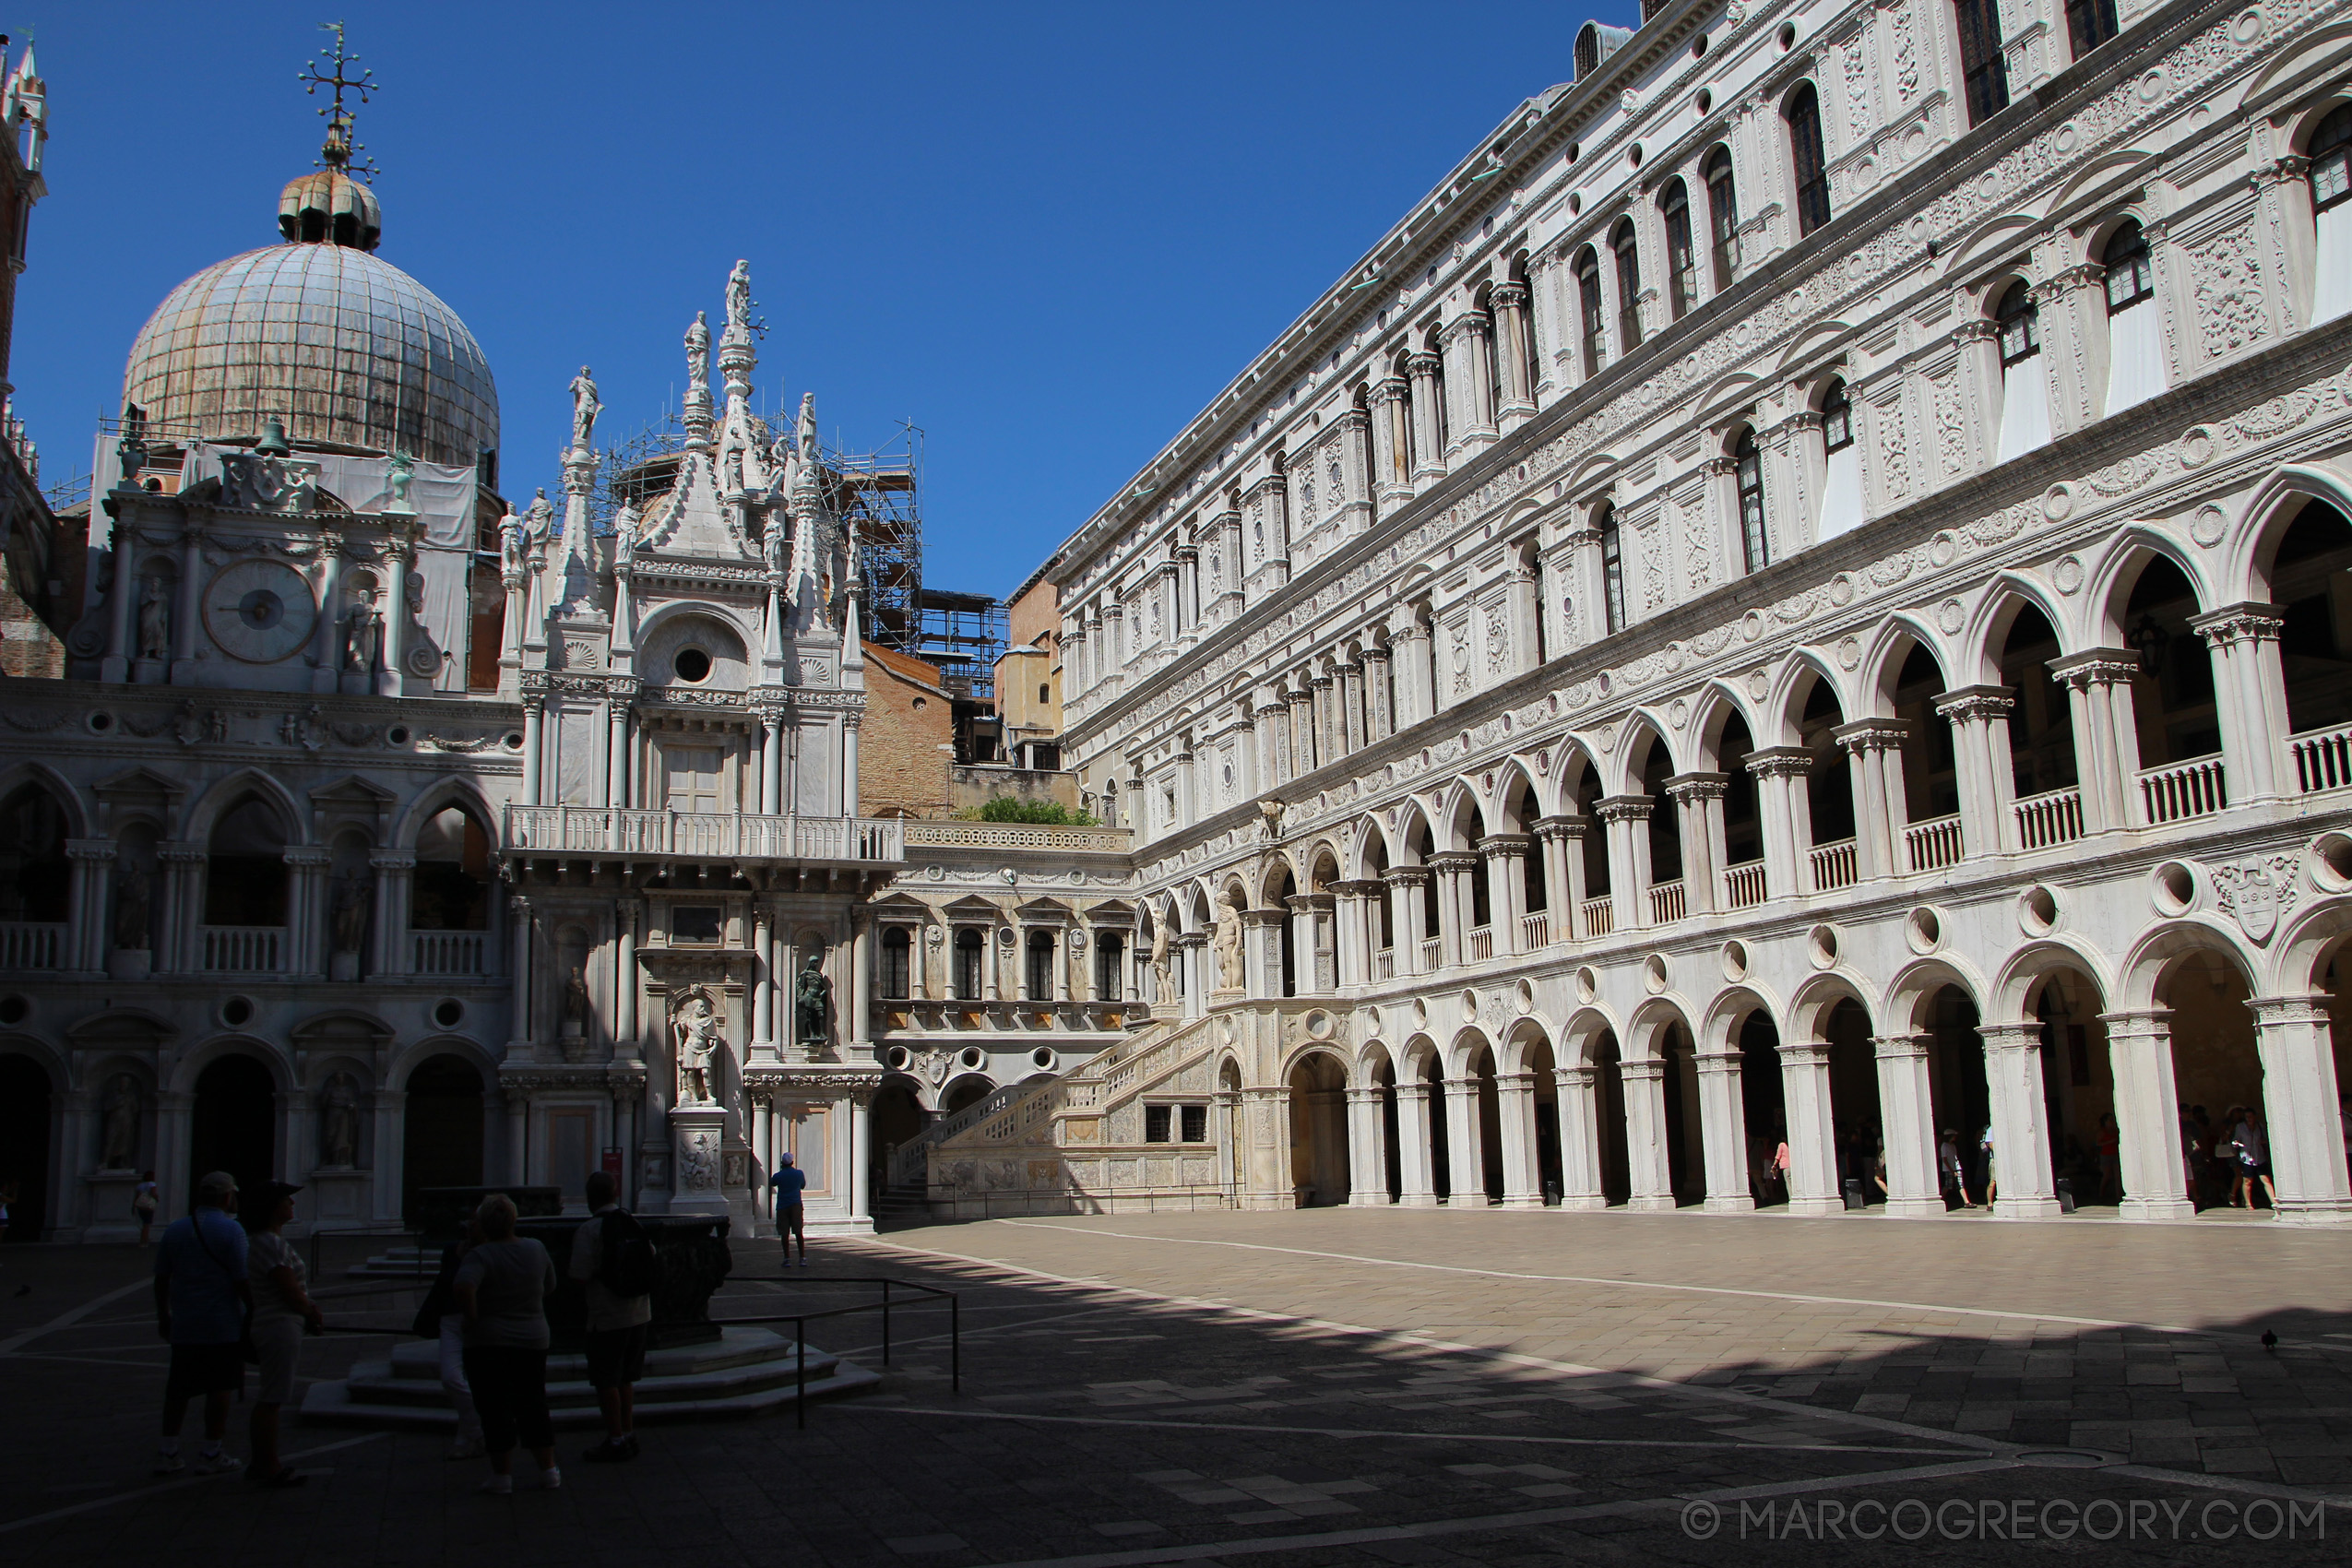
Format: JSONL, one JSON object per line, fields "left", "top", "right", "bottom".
{"left": 298, "top": 20, "right": 379, "bottom": 180}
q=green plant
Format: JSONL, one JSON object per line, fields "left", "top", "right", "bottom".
{"left": 975, "top": 795, "right": 1099, "bottom": 826}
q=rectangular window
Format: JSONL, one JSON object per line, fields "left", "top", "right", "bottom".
{"left": 879, "top": 930, "right": 911, "bottom": 999}
{"left": 1144, "top": 1104, "right": 1173, "bottom": 1143}
{"left": 1663, "top": 191, "right": 1696, "bottom": 319}
{"left": 1954, "top": 0, "right": 2011, "bottom": 125}
{"left": 672, "top": 906, "right": 721, "bottom": 944}
{"left": 1600, "top": 517, "right": 1627, "bottom": 635}
{"left": 2064, "top": 0, "right": 2119, "bottom": 58}
{"left": 1788, "top": 86, "right": 1832, "bottom": 236}
{"left": 1735, "top": 438, "right": 1770, "bottom": 574}
{"left": 663, "top": 745, "right": 723, "bottom": 814}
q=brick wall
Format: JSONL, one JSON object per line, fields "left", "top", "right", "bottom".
{"left": 860, "top": 640, "right": 954, "bottom": 818}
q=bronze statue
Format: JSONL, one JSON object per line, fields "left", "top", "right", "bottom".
{"left": 794, "top": 953, "right": 834, "bottom": 1047}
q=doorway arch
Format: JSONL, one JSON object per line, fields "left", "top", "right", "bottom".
{"left": 1288, "top": 1051, "right": 1351, "bottom": 1206}
{"left": 190, "top": 1054, "right": 277, "bottom": 1207}
{"left": 0, "top": 1053, "right": 51, "bottom": 1241}
{"left": 401, "top": 1054, "right": 484, "bottom": 1221}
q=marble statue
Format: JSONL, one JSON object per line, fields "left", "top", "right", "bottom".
{"left": 684, "top": 312, "right": 709, "bottom": 393}
{"left": 725, "top": 259, "right": 751, "bottom": 333}
{"left": 523, "top": 488, "right": 556, "bottom": 543}
{"left": 796, "top": 392, "right": 819, "bottom": 471}
{"left": 761, "top": 514, "right": 787, "bottom": 576}
{"left": 569, "top": 365, "right": 601, "bottom": 452}
{"left": 674, "top": 993, "right": 722, "bottom": 1105}
{"left": 137, "top": 578, "right": 170, "bottom": 661}
{"left": 113, "top": 862, "right": 150, "bottom": 951}
{"left": 1149, "top": 921, "right": 1173, "bottom": 1002}
{"left": 386, "top": 448, "right": 416, "bottom": 507}
{"left": 563, "top": 966, "right": 590, "bottom": 1032}
{"left": 795, "top": 954, "right": 834, "bottom": 1048}
{"left": 318, "top": 1074, "right": 361, "bottom": 1167}
{"left": 343, "top": 595, "right": 381, "bottom": 673}
{"left": 330, "top": 869, "right": 370, "bottom": 954}
{"left": 1213, "top": 900, "right": 1244, "bottom": 991}
{"left": 100, "top": 1075, "right": 140, "bottom": 1170}
{"left": 498, "top": 509, "right": 524, "bottom": 576}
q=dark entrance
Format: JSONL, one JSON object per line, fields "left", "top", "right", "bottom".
{"left": 870, "top": 1078, "right": 928, "bottom": 1197}
{"left": 189, "top": 1054, "right": 276, "bottom": 1208}
{"left": 402, "top": 1055, "right": 485, "bottom": 1218}
{"left": 0, "top": 1054, "right": 51, "bottom": 1241}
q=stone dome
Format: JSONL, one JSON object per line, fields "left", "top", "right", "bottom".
{"left": 121, "top": 225, "right": 498, "bottom": 471}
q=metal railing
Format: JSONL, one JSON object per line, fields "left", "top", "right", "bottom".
{"left": 1520, "top": 910, "right": 1550, "bottom": 949}
{"left": 1810, "top": 838, "right": 1859, "bottom": 891}
{"left": 1467, "top": 925, "right": 1494, "bottom": 962}
{"left": 1648, "top": 880, "right": 1687, "bottom": 924}
{"left": 1581, "top": 896, "right": 1614, "bottom": 937}
{"left": 2014, "top": 786, "right": 2084, "bottom": 849}
{"left": 711, "top": 1275, "right": 958, "bottom": 1429}
{"left": 202, "top": 925, "right": 284, "bottom": 973}
{"left": 2289, "top": 720, "right": 2352, "bottom": 793}
{"left": 411, "top": 931, "right": 488, "bottom": 976}
{"left": 0, "top": 921, "right": 63, "bottom": 970}
{"left": 2138, "top": 754, "right": 2227, "bottom": 825}
{"left": 1722, "top": 861, "right": 1767, "bottom": 909}
{"left": 502, "top": 805, "right": 905, "bottom": 863}
{"left": 1905, "top": 814, "right": 1966, "bottom": 872}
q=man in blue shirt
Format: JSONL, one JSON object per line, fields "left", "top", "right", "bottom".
{"left": 152, "top": 1170, "right": 251, "bottom": 1474}
{"left": 767, "top": 1154, "right": 809, "bottom": 1268}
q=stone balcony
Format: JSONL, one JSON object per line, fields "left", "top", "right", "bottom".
{"left": 501, "top": 805, "right": 905, "bottom": 867}
{"left": 899, "top": 821, "right": 1132, "bottom": 855}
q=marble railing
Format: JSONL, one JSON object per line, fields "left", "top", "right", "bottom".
{"left": 503, "top": 806, "right": 903, "bottom": 864}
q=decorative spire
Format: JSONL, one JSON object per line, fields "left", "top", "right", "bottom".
{"left": 282, "top": 23, "right": 382, "bottom": 248}
{"left": 299, "top": 20, "right": 378, "bottom": 181}
{"left": 682, "top": 311, "right": 713, "bottom": 451}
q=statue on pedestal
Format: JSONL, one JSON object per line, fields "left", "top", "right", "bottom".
{"left": 673, "top": 993, "right": 723, "bottom": 1106}
{"left": 137, "top": 579, "right": 171, "bottom": 661}
{"left": 794, "top": 954, "right": 834, "bottom": 1051}
{"left": 318, "top": 1074, "right": 361, "bottom": 1168}
{"left": 569, "top": 366, "right": 602, "bottom": 452}
{"left": 113, "top": 863, "right": 151, "bottom": 951}
{"left": 343, "top": 594, "right": 382, "bottom": 673}
{"left": 330, "top": 870, "right": 370, "bottom": 955}
{"left": 101, "top": 1075, "right": 141, "bottom": 1170}
{"left": 1213, "top": 900, "right": 1244, "bottom": 992}
{"left": 684, "top": 312, "right": 710, "bottom": 393}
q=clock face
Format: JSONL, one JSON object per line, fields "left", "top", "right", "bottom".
{"left": 204, "top": 559, "right": 317, "bottom": 663}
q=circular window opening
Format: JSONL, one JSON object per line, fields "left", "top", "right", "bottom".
{"left": 1907, "top": 907, "right": 1942, "bottom": 955}
{"left": 2019, "top": 885, "right": 2060, "bottom": 935}
{"left": 0, "top": 994, "right": 26, "bottom": 1026}
{"left": 1695, "top": 88, "right": 1713, "bottom": 114}
{"left": 2152, "top": 861, "right": 2196, "bottom": 915}
{"left": 1629, "top": 142, "right": 1645, "bottom": 168}
{"left": 1643, "top": 954, "right": 1669, "bottom": 994}
{"left": 386, "top": 725, "right": 410, "bottom": 746}
{"left": 2311, "top": 833, "right": 2352, "bottom": 891}
{"left": 673, "top": 647, "right": 713, "bottom": 683}
{"left": 1565, "top": 140, "right": 1581, "bottom": 164}
{"left": 89, "top": 712, "right": 114, "bottom": 733}
{"left": 220, "top": 996, "right": 255, "bottom": 1028}
{"left": 1692, "top": 31, "right": 1709, "bottom": 57}
{"left": 1575, "top": 966, "right": 1599, "bottom": 1004}
{"left": 433, "top": 998, "right": 466, "bottom": 1029}
{"left": 885, "top": 1044, "right": 914, "bottom": 1072}
{"left": 1567, "top": 192, "right": 1583, "bottom": 216}
{"left": 1720, "top": 940, "right": 1748, "bottom": 981}
{"left": 1030, "top": 1046, "right": 1057, "bottom": 1071}
{"left": 957, "top": 1045, "right": 987, "bottom": 1070}
{"left": 1808, "top": 925, "right": 1839, "bottom": 969}
{"left": 1778, "top": 21, "right": 1798, "bottom": 49}
{"left": 504, "top": 731, "right": 525, "bottom": 751}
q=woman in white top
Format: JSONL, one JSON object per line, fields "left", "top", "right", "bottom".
{"left": 245, "top": 1181, "right": 324, "bottom": 1487}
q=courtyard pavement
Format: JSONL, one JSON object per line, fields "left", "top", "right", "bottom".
{"left": 0, "top": 1206, "right": 2347, "bottom": 1565}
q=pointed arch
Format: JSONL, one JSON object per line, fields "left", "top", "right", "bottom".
{"left": 186, "top": 768, "right": 309, "bottom": 845}
{"left": 1858, "top": 613, "right": 1954, "bottom": 716}
{"left": 1965, "top": 573, "right": 2079, "bottom": 685}
{"left": 392, "top": 775, "right": 502, "bottom": 848}
{"left": 1764, "top": 648, "right": 1850, "bottom": 746}
{"left": 2088, "top": 524, "right": 2216, "bottom": 643}
{"left": 0, "top": 761, "right": 90, "bottom": 837}
{"left": 2237, "top": 464, "right": 2352, "bottom": 604}
{"left": 1608, "top": 714, "right": 1679, "bottom": 795}
{"left": 1687, "top": 681, "right": 1764, "bottom": 769}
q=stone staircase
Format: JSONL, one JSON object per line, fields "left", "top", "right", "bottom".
{"left": 922, "top": 1012, "right": 1231, "bottom": 1217}
{"left": 302, "top": 1327, "right": 880, "bottom": 1429}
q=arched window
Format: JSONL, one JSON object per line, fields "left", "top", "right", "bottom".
{"left": 1574, "top": 247, "right": 1606, "bottom": 375}
{"left": 412, "top": 806, "right": 492, "bottom": 932}
{"left": 1993, "top": 280, "right": 2051, "bottom": 460}
{"left": 2311, "top": 106, "right": 2352, "bottom": 325}
{"left": 1025, "top": 928, "right": 1056, "bottom": 1001}
{"left": 1733, "top": 429, "right": 1769, "bottom": 573}
{"left": 1954, "top": 0, "right": 2011, "bottom": 125}
{"left": 0, "top": 786, "right": 68, "bottom": 926}
{"left": 1787, "top": 83, "right": 1832, "bottom": 235}
{"left": 1598, "top": 504, "right": 1627, "bottom": 635}
{"left": 1660, "top": 181, "right": 1696, "bottom": 320}
{"left": 2064, "top": 0, "right": 2119, "bottom": 58}
{"left": 205, "top": 798, "right": 290, "bottom": 928}
{"left": 954, "top": 927, "right": 985, "bottom": 1000}
{"left": 1611, "top": 220, "right": 1645, "bottom": 350}
{"left": 880, "top": 926, "right": 912, "bottom": 999}
{"left": 1705, "top": 148, "right": 1740, "bottom": 288}
{"left": 1817, "top": 379, "right": 1863, "bottom": 542}
{"left": 2100, "top": 220, "right": 2167, "bottom": 414}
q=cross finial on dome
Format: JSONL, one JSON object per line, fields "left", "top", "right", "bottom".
{"left": 299, "top": 20, "right": 378, "bottom": 183}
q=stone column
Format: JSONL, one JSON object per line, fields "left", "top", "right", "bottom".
{"left": 158, "top": 845, "right": 205, "bottom": 975}
{"left": 1384, "top": 867, "right": 1428, "bottom": 975}
{"left": 153, "top": 1091, "right": 192, "bottom": 1225}
{"left": 849, "top": 1085, "right": 874, "bottom": 1229}
{"left": 1977, "top": 1022, "right": 2061, "bottom": 1218}
{"left": 169, "top": 527, "right": 202, "bottom": 684}
{"left": 1373, "top": 376, "right": 1414, "bottom": 505}
{"left": 1443, "top": 1069, "right": 1484, "bottom": 1206}
{"left": 1554, "top": 1064, "right": 1606, "bottom": 1209}
{"left": 2246, "top": 996, "right": 2352, "bottom": 1223}
{"left": 1177, "top": 931, "right": 1206, "bottom": 1019}
{"left": 1361, "top": 647, "right": 1393, "bottom": 740}
{"left": 506, "top": 1089, "right": 529, "bottom": 1184}
{"left": 2100, "top": 1010, "right": 2196, "bottom": 1220}
{"left": 1621, "top": 1059, "right": 1675, "bottom": 1210}
{"left": 65, "top": 840, "right": 113, "bottom": 975}
{"left": 1692, "top": 1049, "right": 1754, "bottom": 1212}
{"left": 1346, "top": 1086, "right": 1391, "bottom": 1206}
{"left": 1491, "top": 281, "right": 1535, "bottom": 425}
{"left": 2192, "top": 603, "right": 2290, "bottom": 804}
{"left": 1832, "top": 719, "right": 1910, "bottom": 879}
{"left": 607, "top": 701, "right": 633, "bottom": 810}
{"left": 1935, "top": 686, "right": 2018, "bottom": 854}
{"left": 370, "top": 852, "right": 415, "bottom": 979}
{"left": 1336, "top": 406, "right": 1374, "bottom": 535}
{"left": 1406, "top": 351, "right": 1446, "bottom": 486}
{"left": 1286, "top": 689, "right": 1315, "bottom": 777}
{"left": 1395, "top": 1079, "right": 1440, "bottom": 1206}
{"left": 101, "top": 520, "right": 138, "bottom": 683}
{"left": 1481, "top": 836, "right": 1529, "bottom": 953}
{"left": 613, "top": 901, "right": 640, "bottom": 1061}
{"left": 2050, "top": 650, "right": 2144, "bottom": 831}
{"left": 1775, "top": 1040, "right": 1841, "bottom": 1216}
{"left": 1594, "top": 797, "right": 1651, "bottom": 932}
{"left": 371, "top": 1088, "right": 406, "bottom": 1226}
{"left": 1534, "top": 816, "right": 1587, "bottom": 939}
{"left": 311, "top": 530, "right": 346, "bottom": 694}
{"left": 1662, "top": 774, "right": 1728, "bottom": 913}
{"left": 1451, "top": 313, "right": 1498, "bottom": 451}
{"left": 1241, "top": 1086, "right": 1290, "bottom": 1209}
{"left": 520, "top": 698, "right": 545, "bottom": 807}
{"left": 508, "top": 897, "right": 534, "bottom": 1057}
{"left": 1428, "top": 852, "right": 1474, "bottom": 967}
{"left": 1870, "top": 1033, "right": 1949, "bottom": 1218}
{"left": 751, "top": 904, "right": 776, "bottom": 1061}
{"left": 381, "top": 528, "right": 413, "bottom": 696}
{"left": 1745, "top": 749, "right": 1813, "bottom": 893}
{"left": 1496, "top": 1072, "right": 1542, "bottom": 1207}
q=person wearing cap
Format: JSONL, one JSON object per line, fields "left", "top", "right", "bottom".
{"left": 152, "top": 1170, "right": 250, "bottom": 1475}
{"left": 767, "top": 1152, "right": 808, "bottom": 1267}
{"left": 245, "top": 1181, "right": 325, "bottom": 1487}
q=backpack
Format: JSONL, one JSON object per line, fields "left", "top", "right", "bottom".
{"left": 599, "top": 1208, "right": 659, "bottom": 1299}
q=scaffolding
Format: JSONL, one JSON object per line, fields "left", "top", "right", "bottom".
{"left": 912, "top": 588, "right": 1004, "bottom": 701}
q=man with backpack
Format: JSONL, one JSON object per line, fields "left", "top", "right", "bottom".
{"left": 570, "top": 1170, "right": 655, "bottom": 1462}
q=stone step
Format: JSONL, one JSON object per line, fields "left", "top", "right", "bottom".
{"left": 375, "top": 1328, "right": 806, "bottom": 1384}
{"left": 340, "top": 1348, "right": 844, "bottom": 1408}
{"left": 301, "top": 1360, "right": 880, "bottom": 1430}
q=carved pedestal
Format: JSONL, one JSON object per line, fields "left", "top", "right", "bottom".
{"left": 668, "top": 1104, "right": 729, "bottom": 1216}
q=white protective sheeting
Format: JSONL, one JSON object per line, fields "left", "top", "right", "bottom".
{"left": 2314, "top": 203, "right": 2352, "bottom": 325}
{"left": 1995, "top": 359, "right": 2053, "bottom": 463}
{"left": 1815, "top": 444, "right": 1865, "bottom": 544}
{"left": 2103, "top": 303, "right": 2168, "bottom": 417}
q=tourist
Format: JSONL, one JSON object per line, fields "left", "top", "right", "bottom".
{"left": 1769, "top": 1129, "right": 1791, "bottom": 1205}
{"left": 1978, "top": 1125, "right": 1998, "bottom": 1208}
{"left": 452, "top": 1194, "right": 559, "bottom": 1493}
{"left": 152, "top": 1170, "right": 247, "bottom": 1475}
{"left": 2096, "top": 1114, "right": 2121, "bottom": 1206}
{"left": 134, "top": 1170, "right": 160, "bottom": 1245}
{"left": 769, "top": 1152, "right": 808, "bottom": 1267}
{"left": 413, "top": 1217, "right": 487, "bottom": 1459}
{"left": 2232, "top": 1107, "right": 2277, "bottom": 1210}
{"left": 1938, "top": 1129, "right": 1971, "bottom": 1208}
{"left": 2178, "top": 1103, "right": 2203, "bottom": 1208}
{"left": 244, "top": 1182, "right": 323, "bottom": 1487}
{"left": 571, "top": 1170, "right": 654, "bottom": 1463}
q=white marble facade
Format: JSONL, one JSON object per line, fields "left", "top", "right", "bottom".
{"left": 930, "top": 0, "right": 2352, "bottom": 1225}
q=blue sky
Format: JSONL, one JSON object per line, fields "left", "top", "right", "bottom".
{"left": 15, "top": 2, "right": 1635, "bottom": 598}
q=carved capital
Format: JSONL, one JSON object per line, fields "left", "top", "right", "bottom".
{"left": 1662, "top": 771, "right": 1729, "bottom": 804}
{"left": 1933, "top": 684, "right": 2015, "bottom": 723}
{"left": 2189, "top": 601, "right": 2287, "bottom": 648}
{"left": 1593, "top": 794, "right": 1654, "bottom": 825}
{"left": 1744, "top": 745, "right": 1813, "bottom": 779}
{"left": 1832, "top": 718, "right": 1910, "bottom": 754}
